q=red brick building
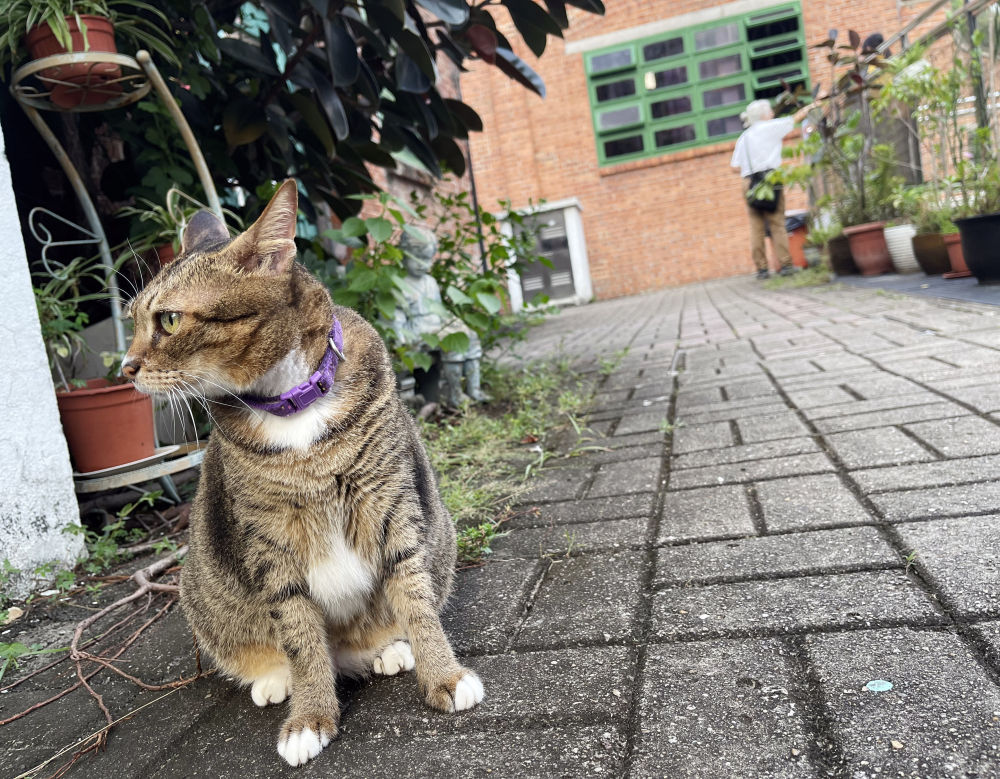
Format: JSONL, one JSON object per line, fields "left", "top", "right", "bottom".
{"left": 460, "top": 0, "right": 950, "bottom": 302}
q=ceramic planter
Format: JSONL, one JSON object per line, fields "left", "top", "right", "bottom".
{"left": 911, "top": 233, "right": 951, "bottom": 275}
{"left": 827, "top": 234, "right": 859, "bottom": 275}
{"left": 942, "top": 232, "right": 971, "bottom": 279}
{"left": 884, "top": 224, "right": 920, "bottom": 273}
{"left": 24, "top": 15, "right": 122, "bottom": 109}
{"left": 843, "top": 222, "right": 893, "bottom": 276}
{"left": 803, "top": 245, "right": 822, "bottom": 267}
{"left": 56, "top": 379, "right": 155, "bottom": 473}
{"left": 955, "top": 212, "right": 1000, "bottom": 285}
{"left": 787, "top": 226, "right": 808, "bottom": 268}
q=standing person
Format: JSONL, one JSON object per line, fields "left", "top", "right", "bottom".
{"left": 731, "top": 100, "right": 810, "bottom": 279}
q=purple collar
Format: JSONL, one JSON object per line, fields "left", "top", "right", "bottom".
{"left": 239, "top": 319, "right": 345, "bottom": 417}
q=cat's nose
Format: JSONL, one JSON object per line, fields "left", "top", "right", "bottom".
{"left": 121, "top": 356, "right": 142, "bottom": 379}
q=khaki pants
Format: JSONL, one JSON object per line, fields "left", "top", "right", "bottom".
{"left": 742, "top": 179, "right": 791, "bottom": 272}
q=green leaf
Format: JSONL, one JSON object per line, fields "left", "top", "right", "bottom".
{"left": 412, "top": 351, "right": 433, "bottom": 371}
{"left": 348, "top": 268, "right": 379, "bottom": 291}
{"left": 446, "top": 285, "right": 474, "bottom": 305}
{"left": 376, "top": 291, "right": 398, "bottom": 320}
{"left": 420, "top": 332, "right": 441, "bottom": 349}
{"left": 365, "top": 217, "right": 394, "bottom": 242}
{"left": 223, "top": 98, "right": 268, "bottom": 149}
{"left": 341, "top": 217, "right": 367, "bottom": 237}
{"left": 465, "top": 311, "right": 491, "bottom": 331}
{"left": 475, "top": 292, "right": 502, "bottom": 314}
{"left": 441, "top": 332, "right": 471, "bottom": 353}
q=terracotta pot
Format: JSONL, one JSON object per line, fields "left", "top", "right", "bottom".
{"left": 56, "top": 378, "right": 155, "bottom": 472}
{"left": 941, "top": 232, "right": 971, "bottom": 279}
{"left": 787, "top": 226, "right": 808, "bottom": 268}
{"left": 827, "top": 234, "right": 859, "bottom": 275}
{"left": 911, "top": 233, "right": 950, "bottom": 275}
{"left": 843, "top": 222, "right": 893, "bottom": 276}
{"left": 955, "top": 212, "right": 1000, "bottom": 285}
{"left": 884, "top": 224, "right": 920, "bottom": 273}
{"left": 155, "top": 243, "right": 176, "bottom": 267}
{"left": 24, "top": 15, "right": 122, "bottom": 109}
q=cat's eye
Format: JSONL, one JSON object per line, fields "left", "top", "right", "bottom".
{"left": 159, "top": 311, "right": 182, "bottom": 334}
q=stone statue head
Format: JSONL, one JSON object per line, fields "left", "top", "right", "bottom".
{"left": 400, "top": 225, "right": 437, "bottom": 276}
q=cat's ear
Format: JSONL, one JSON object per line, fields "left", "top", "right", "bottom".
{"left": 229, "top": 179, "right": 298, "bottom": 275}
{"left": 181, "top": 210, "right": 230, "bottom": 255}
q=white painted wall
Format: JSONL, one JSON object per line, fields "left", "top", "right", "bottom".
{"left": 0, "top": 120, "right": 85, "bottom": 598}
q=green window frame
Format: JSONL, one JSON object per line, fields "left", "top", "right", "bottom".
{"left": 585, "top": 3, "right": 810, "bottom": 165}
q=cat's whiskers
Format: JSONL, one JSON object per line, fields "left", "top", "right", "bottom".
{"left": 172, "top": 380, "right": 202, "bottom": 449}
{"left": 177, "top": 370, "right": 258, "bottom": 416}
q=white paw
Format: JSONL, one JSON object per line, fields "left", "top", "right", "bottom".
{"left": 277, "top": 726, "right": 331, "bottom": 767}
{"left": 453, "top": 672, "right": 484, "bottom": 711}
{"left": 373, "top": 640, "right": 415, "bottom": 676}
{"left": 251, "top": 666, "right": 291, "bottom": 707}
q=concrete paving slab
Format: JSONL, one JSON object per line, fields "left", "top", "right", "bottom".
{"left": 654, "top": 527, "right": 898, "bottom": 587}
{"left": 850, "top": 454, "right": 1000, "bottom": 494}
{"left": 631, "top": 639, "right": 817, "bottom": 778}
{"left": 612, "top": 409, "right": 668, "bottom": 436}
{"left": 825, "top": 427, "right": 934, "bottom": 469}
{"left": 441, "top": 559, "right": 541, "bottom": 654}
{"left": 806, "top": 628, "right": 1000, "bottom": 778}
{"left": 896, "top": 516, "right": 1000, "bottom": 618}
{"left": 871, "top": 482, "right": 1000, "bottom": 521}
{"left": 514, "top": 551, "right": 645, "bottom": 650}
{"left": 968, "top": 621, "right": 1000, "bottom": 667}
{"left": 490, "top": 516, "right": 648, "bottom": 559}
{"left": 650, "top": 571, "right": 943, "bottom": 640}
{"left": 905, "top": 415, "right": 1000, "bottom": 457}
{"left": 517, "top": 467, "right": 591, "bottom": 503}
{"left": 812, "top": 403, "right": 969, "bottom": 434}
{"left": 671, "top": 420, "right": 734, "bottom": 455}
{"left": 659, "top": 484, "right": 755, "bottom": 543}
{"left": 678, "top": 401, "right": 790, "bottom": 426}
{"left": 587, "top": 457, "right": 662, "bottom": 499}
{"left": 801, "top": 393, "right": 944, "bottom": 420}
{"left": 343, "top": 646, "right": 635, "bottom": 735}
{"left": 670, "top": 452, "right": 834, "bottom": 490}
{"left": 510, "top": 492, "right": 657, "bottom": 528}
{"left": 672, "top": 437, "right": 819, "bottom": 470}
{"left": 736, "top": 411, "right": 810, "bottom": 443}
{"left": 755, "top": 475, "right": 873, "bottom": 531}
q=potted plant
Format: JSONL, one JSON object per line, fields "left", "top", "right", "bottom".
{"left": 907, "top": 189, "right": 956, "bottom": 276}
{"left": 805, "top": 30, "right": 902, "bottom": 276}
{"left": 117, "top": 188, "right": 242, "bottom": 268}
{"left": 0, "top": 0, "right": 177, "bottom": 109}
{"left": 884, "top": 184, "right": 921, "bottom": 274}
{"left": 33, "top": 253, "right": 155, "bottom": 472}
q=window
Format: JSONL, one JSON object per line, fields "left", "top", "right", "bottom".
{"left": 585, "top": 3, "right": 809, "bottom": 164}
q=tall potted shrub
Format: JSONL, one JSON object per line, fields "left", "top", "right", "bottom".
{"left": 804, "top": 30, "right": 900, "bottom": 275}
{"left": 33, "top": 254, "right": 155, "bottom": 472}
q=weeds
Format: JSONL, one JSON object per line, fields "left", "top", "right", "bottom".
{"left": 762, "top": 265, "right": 833, "bottom": 290}
{"left": 0, "top": 641, "right": 68, "bottom": 685}
{"left": 598, "top": 347, "right": 630, "bottom": 376}
{"left": 422, "top": 359, "right": 593, "bottom": 564}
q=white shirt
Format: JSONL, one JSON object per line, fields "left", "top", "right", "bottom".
{"left": 730, "top": 117, "right": 795, "bottom": 177}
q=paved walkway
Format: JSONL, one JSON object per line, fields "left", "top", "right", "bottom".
{"left": 4, "top": 277, "right": 1000, "bottom": 777}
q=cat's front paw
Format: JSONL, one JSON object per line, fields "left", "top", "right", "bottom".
{"left": 373, "top": 640, "right": 415, "bottom": 676}
{"left": 251, "top": 666, "right": 291, "bottom": 707}
{"left": 425, "top": 669, "right": 484, "bottom": 713}
{"left": 276, "top": 713, "right": 338, "bottom": 767}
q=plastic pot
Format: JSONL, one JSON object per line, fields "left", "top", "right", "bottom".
{"left": 24, "top": 15, "right": 122, "bottom": 109}
{"left": 56, "top": 379, "right": 155, "bottom": 472}
{"left": 955, "top": 212, "right": 1000, "bottom": 285}
{"left": 827, "top": 234, "right": 858, "bottom": 275}
{"left": 911, "top": 233, "right": 950, "bottom": 275}
{"left": 884, "top": 224, "right": 920, "bottom": 273}
{"left": 942, "top": 232, "right": 971, "bottom": 279}
{"left": 843, "top": 222, "right": 893, "bottom": 276}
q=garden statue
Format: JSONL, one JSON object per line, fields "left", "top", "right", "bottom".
{"left": 394, "top": 226, "right": 489, "bottom": 407}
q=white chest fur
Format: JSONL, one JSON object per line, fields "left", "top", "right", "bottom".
{"left": 306, "top": 533, "right": 375, "bottom": 623}
{"left": 248, "top": 347, "right": 344, "bottom": 451}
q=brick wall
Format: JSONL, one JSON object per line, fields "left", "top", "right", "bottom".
{"left": 460, "top": 0, "right": 951, "bottom": 299}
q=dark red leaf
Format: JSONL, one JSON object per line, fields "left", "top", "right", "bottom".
{"left": 466, "top": 24, "right": 497, "bottom": 64}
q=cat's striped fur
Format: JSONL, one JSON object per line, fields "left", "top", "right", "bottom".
{"left": 122, "top": 181, "right": 483, "bottom": 767}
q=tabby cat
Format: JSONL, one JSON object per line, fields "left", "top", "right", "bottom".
{"left": 121, "top": 180, "right": 483, "bottom": 767}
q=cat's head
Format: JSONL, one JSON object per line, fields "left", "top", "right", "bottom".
{"left": 122, "top": 180, "right": 313, "bottom": 399}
